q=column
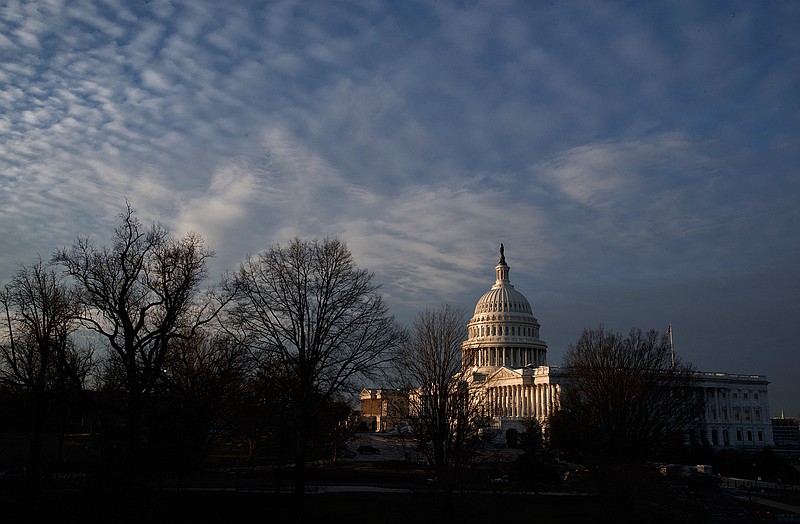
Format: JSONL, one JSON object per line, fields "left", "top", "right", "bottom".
{"left": 522, "top": 385, "right": 527, "bottom": 417}
{"left": 545, "top": 384, "right": 551, "bottom": 416}
{"left": 554, "top": 384, "right": 560, "bottom": 411}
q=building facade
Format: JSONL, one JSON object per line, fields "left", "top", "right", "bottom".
{"left": 696, "top": 372, "right": 774, "bottom": 448}
{"left": 462, "top": 245, "right": 774, "bottom": 449}
{"left": 461, "top": 244, "right": 562, "bottom": 429}
{"left": 771, "top": 416, "right": 800, "bottom": 449}
{"left": 359, "top": 388, "right": 408, "bottom": 432}
{"left": 363, "top": 245, "right": 775, "bottom": 449}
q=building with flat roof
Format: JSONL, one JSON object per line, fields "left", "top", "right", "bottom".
{"left": 462, "top": 245, "right": 773, "bottom": 449}
{"left": 359, "top": 388, "right": 408, "bottom": 432}
{"left": 771, "top": 416, "right": 800, "bottom": 449}
{"left": 363, "top": 245, "right": 775, "bottom": 449}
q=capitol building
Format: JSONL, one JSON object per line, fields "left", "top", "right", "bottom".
{"left": 362, "top": 245, "right": 775, "bottom": 449}
{"left": 460, "top": 244, "right": 563, "bottom": 424}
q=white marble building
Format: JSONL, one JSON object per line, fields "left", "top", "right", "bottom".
{"left": 461, "top": 244, "right": 562, "bottom": 428}
{"left": 462, "top": 245, "right": 774, "bottom": 449}
{"left": 695, "top": 371, "right": 774, "bottom": 448}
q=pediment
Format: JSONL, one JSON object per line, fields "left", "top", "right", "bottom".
{"left": 487, "top": 366, "right": 522, "bottom": 383}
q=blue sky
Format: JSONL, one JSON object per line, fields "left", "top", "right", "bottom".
{"left": 2, "top": 1, "right": 799, "bottom": 416}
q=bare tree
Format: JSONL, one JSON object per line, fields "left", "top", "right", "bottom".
{"left": 53, "top": 203, "right": 217, "bottom": 467}
{"left": 0, "top": 258, "right": 84, "bottom": 477}
{"left": 150, "top": 328, "right": 251, "bottom": 471}
{"left": 549, "top": 325, "right": 704, "bottom": 465}
{"left": 391, "top": 304, "right": 490, "bottom": 489}
{"left": 232, "top": 362, "right": 295, "bottom": 464}
{"left": 223, "top": 236, "right": 404, "bottom": 496}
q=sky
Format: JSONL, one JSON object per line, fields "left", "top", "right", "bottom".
{"left": 2, "top": 0, "right": 799, "bottom": 416}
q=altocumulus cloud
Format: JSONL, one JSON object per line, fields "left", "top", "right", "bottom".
{"left": 0, "top": 0, "right": 798, "bottom": 415}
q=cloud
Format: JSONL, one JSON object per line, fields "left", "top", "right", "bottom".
{"left": 0, "top": 0, "right": 798, "bottom": 415}
{"left": 173, "top": 160, "right": 260, "bottom": 248}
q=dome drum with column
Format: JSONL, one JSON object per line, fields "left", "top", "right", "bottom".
{"left": 462, "top": 244, "right": 548, "bottom": 371}
{"left": 460, "top": 244, "right": 775, "bottom": 447}
{"left": 461, "top": 245, "right": 561, "bottom": 432}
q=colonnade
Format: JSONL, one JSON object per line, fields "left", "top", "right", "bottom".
{"left": 473, "top": 347, "right": 545, "bottom": 368}
{"left": 486, "top": 382, "right": 560, "bottom": 419}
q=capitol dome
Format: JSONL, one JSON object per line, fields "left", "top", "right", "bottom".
{"left": 462, "top": 244, "right": 547, "bottom": 369}
{"left": 473, "top": 276, "right": 533, "bottom": 317}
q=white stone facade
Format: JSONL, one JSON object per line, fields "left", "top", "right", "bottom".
{"left": 462, "top": 245, "right": 561, "bottom": 432}
{"left": 695, "top": 372, "right": 774, "bottom": 448}
{"left": 463, "top": 245, "right": 774, "bottom": 449}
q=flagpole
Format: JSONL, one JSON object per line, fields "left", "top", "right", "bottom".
{"left": 668, "top": 324, "right": 674, "bottom": 369}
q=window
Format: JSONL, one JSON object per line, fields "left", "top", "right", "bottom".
{"left": 744, "top": 409, "right": 751, "bottom": 422}
{"left": 734, "top": 408, "right": 740, "bottom": 422}
{"left": 744, "top": 392, "right": 749, "bottom": 399}
{"left": 736, "top": 430, "right": 742, "bottom": 442}
{"left": 754, "top": 392, "right": 759, "bottom": 399}
{"left": 755, "top": 408, "right": 761, "bottom": 422}
{"left": 711, "top": 429, "right": 718, "bottom": 446}
{"left": 747, "top": 430, "right": 753, "bottom": 442}
{"left": 758, "top": 431, "right": 763, "bottom": 442}
{"left": 722, "top": 407, "right": 728, "bottom": 420}
{"left": 733, "top": 393, "right": 738, "bottom": 399}
{"left": 723, "top": 429, "right": 730, "bottom": 445}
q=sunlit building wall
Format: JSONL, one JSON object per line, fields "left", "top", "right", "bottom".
{"left": 462, "top": 246, "right": 774, "bottom": 449}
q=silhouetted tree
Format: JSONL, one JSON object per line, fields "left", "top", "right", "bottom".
{"left": 324, "top": 399, "right": 360, "bottom": 462}
{"left": 54, "top": 203, "right": 218, "bottom": 469}
{"left": 513, "top": 418, "right": 558, "bottom": 493}
{"left": 223, "top": 236, "right": 403, "bottom": 496}
{"left": 0, "top": 258, "right": 86, "bottom": 479}
{"left": 392, "top": 304, "right": 490, "bottom": 490}
{"left": 549, "top": 326, "right": 703, "bottom": 466}
{"left": 549, "top": 325, "right": 705, "bottom": 516}
{"left": 232, "top": 362, "right": 295, "bottom": 463}
{"left": 148, "top": 329, "right": 251, "bottom": 473}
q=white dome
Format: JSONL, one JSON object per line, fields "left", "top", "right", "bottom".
{"left": 474, "top": 285, "right": 532, "bottom": 316}
{"left": 462, "top": 244, "right": 547, "bottom": 369}
{"left": 472, "top": 243, "right": 535, "bottom": 319}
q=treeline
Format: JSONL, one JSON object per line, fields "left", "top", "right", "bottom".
{"left": 4, "top": 203, "right": 793, "bottom": 513}
{"left": 0, "top": 203, "right": 403, "bottom": 495}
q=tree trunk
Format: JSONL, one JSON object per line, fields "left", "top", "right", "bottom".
{"left": 294, "top": 417, "right": 307, "bottom": 497}
{"left": 126, "top": 389, "right": 144, "bottom": 475}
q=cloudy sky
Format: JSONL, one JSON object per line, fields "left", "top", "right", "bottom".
{"left": 2, "top": 1, "right": 798, "bottom": 415}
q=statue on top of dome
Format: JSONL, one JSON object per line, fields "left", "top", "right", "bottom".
{"left": 499, "top": 243, "right": 506, "bottom": 264}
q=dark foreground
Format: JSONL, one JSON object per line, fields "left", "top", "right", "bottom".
{"left": 1, "top": 489, "right": 713, "bottom": 524}
{"left": 2, "top": 433, "right": 797, "bottom": 523}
